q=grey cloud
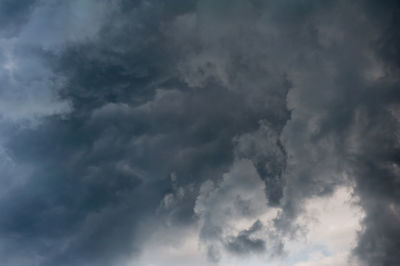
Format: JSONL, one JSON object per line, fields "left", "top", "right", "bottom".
{"left": 194, "top": 156, "right": 285, "bottom": 262}
{"left": 278, "top": 1, "right": 400, "bottom": 264}
{"left": 224, "top": 220, "right": 265, "bottom": 255}
{"left": 0, "top": 0, "right": 36, "bottom": 37}
{"left": 234, "top": 120, "right": 288, "bottom": 206}
{"left": 0, "top": 43, "right": 71, "bottom": 123}
{"left": 0, "top": 0, "right": 399, "bottom": 266}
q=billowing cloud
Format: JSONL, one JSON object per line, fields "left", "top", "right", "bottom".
{"left": 0, "top": 0, "right": 399, "bottom": 266}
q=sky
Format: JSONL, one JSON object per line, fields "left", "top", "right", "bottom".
{"left": 0, "top": 0, "right": 399, "bottom": 266}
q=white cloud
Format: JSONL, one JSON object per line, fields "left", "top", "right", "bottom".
{"left": 289, "top": 186, "right": 364, "bottom": 266}
{"left": 130, "top": 184, "right": 364, "bottom": 266}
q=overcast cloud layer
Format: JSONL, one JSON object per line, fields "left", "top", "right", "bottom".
{"left": 0, "top": 1, "right": 399, "bottom": 266}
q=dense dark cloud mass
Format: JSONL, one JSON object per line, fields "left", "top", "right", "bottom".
{"left": 0, "top": 1, "right": 399, "bottom": 266}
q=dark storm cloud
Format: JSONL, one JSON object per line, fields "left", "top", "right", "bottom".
{"left": 274, "top": 3, "right": 400, "bottom": 265}
{"left": 345, "top": 3, "right": 400, "bottom": 265}
{"left": 0, "top": 0, "right": 399, "bottom": 265}
{"left": 0, "top": 0, "right": 36, "bottom": 37}
{"left": 279, "top": 1, "right": 400, "bottom": 265}
{"left": 1, "top": 0, "right": 289, "bottom": 265}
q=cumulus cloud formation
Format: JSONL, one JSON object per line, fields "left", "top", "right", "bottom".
{"left": 0, "top": 0, "right": 399, "bottom": 266}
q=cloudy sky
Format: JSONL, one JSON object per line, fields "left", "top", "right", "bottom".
{"left": 0, "top": 1, "right": 399, "bottom": 265}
